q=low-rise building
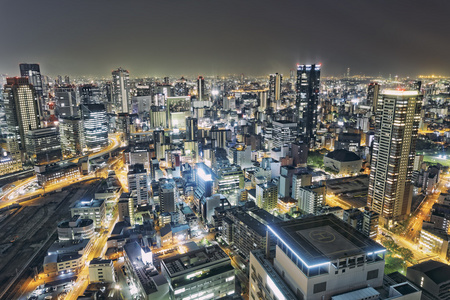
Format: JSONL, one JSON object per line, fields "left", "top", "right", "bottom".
{"left": 324, "top": 149, "right": 362, "bottom": 175}
{"left": 161, "top": 245, "right": 235, "bottom": 300}
{"left": 71, "top": 199, "right": 106, "bottom": 229}
{"left": 89, "top": 258, "right": 115, "bottom": 283}
{"left": 57, "top": 215, "right": 95, "bottom": 240}
{"left": 124, "top": 242, "right": 169, "bottom": 300}
{"left": 43, "top": 252, "right": 83, "bottom": 275}
{"left": 419, "top": 227, "right": 450, "bottom": 260}
{"left": 406, "top": 260, "right": 450, "bottom": 300}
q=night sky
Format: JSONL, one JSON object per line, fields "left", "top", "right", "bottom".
{"left": 1, "top": 0, "right": 449, "bottom": 78}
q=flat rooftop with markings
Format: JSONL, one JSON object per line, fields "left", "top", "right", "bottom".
{"left": 268, "top": 214, "right": 385, "bottom": 266}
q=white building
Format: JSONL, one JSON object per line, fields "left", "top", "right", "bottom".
{"left": 161, "top": 245, "right": 235, "bottom": 300}
{"left": 89, "top": 258, "right": 115, "bottom": 283}
{"left": 250, "top": 215, "right": 387, "bottom": 300}
{"left": 57, "top": 215, "right": 95, "bottom": 240}
{"left": 70, "top": 199, "right": 105, "bottom": 229}
{"left": 296, "top": 184, "right": 326, "bottom": 215}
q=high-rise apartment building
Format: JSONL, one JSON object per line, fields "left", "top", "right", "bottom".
{"left": 296, "top": 64, "right": 321, "bottom": 148}
{"left": 127, "top": 164, "right": 149, "bottom": 206}
{"left": 81, "top": 104, "right": 108, "bottom": 150}
{"left": 112, "top": 67, "right": 131, "bottom": 113}
{"left": 296, "top": 184, "right": 326, "bottom": 215}
{"left": 256, "top": 182, "right": 278, "bottom": 211}
{"left": 19, "top": 63, "right": 44, "bottom": 116}
{"left": 367, "top": 88, "right": 422, "bottom": 226}
{"left": 269, "top": 73, "right": 282, "bottom": 110}
{"left": 3, "top": 77, "right": 41, "bottom": 151}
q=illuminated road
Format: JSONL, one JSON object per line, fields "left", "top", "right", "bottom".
{"left": 402, "top": 174, "right": 450, "bottom": 241}
{"left": 326, "top": 194, "right": 352, "bottom": 210}
{"left": 0, "top": 134, "right": 122, "bottom": 209}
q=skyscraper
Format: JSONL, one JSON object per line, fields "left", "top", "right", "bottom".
{"left": 197, "top": 76, "right": 205, "bottom": 101}
{"left": 256, "top": 182, "right": 278, "bottom": 211}
{"left": 367, "top": 82, "right": 380, "bottom": 111}
{"left": 59, "top": 117, "right": 85, "bottom": 157}
{"left": 3, "top": 77, "right": 41, "bottom": 151}
{"left": 81, "top": 104, "right": 108, "bottom": 150}
{"left": 269, "top": 73, "right": 282, "bottom": 110}
{"left": 367, "top": 87, "right": 422, "bottom": 226}
{"left": 55, "top": 85, "right": 79, "bottom": 117}
{"left": 296, "top": 64, "right": 321, "bottom": 148}
{"left": 186, "top": 117, "right": 198, "bottom": 141}
{"left": 112, "top": 68, "right": 131, "bottom": 113}
{"left": 19, "top": 63, "right": 44, "bottom": 117}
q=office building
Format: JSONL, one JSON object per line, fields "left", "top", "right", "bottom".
{"left": 43, "top": 253, "right": 83, "bottom": 275}
{"left": 269, "top": 73, "right": 282, "bottom": 110}
{"left": 0, "top": 147, "right": 23, "bottom": 176}
{"left": 229, "top": 145, "right": 252, "bottom": 169}
{"left": 406, "top": 260, "right": 450, "bottom": 300}
{"left": 186, "top": 117, "right": 198, "bottom": 141}
{"left": 272, "top": 120, "right": 298, "bottom": 148}
{"left": 296, "top": 64, "right": 321, "bottom": 148}
{"left": 197, "top": 75, "right": 205, "bottom": 101}
{"left": 26, "top": 127, "right": 62, "bottom": 165}
{"left": 367, "top": 82, "right": 380, "bottom": 111}
{"left": 343, "top": 207, "right": 379, "bottom": 240}
{"left": 250, "top": 214, "right": 386, "bottom": 300}
{"left": 124, "top": 242, "right": 169, "bottom": 300}
{"left": 81, "top": 104, "right": 108, "bottom": 150}
{"left": 419, "top": 228, "right": 450, "bottom": 260}
{"left": 89, "top": 259, "right": 115, "bottom": 283}
{"left": 128, "top": 164, "right": 149, "bottom": 206}
{"left": 57, "top": 215, "right": 95, "bottom": 241}
{"left": 3, "top": 77, "right": 40, "bottom": 150}
{"left": 210, "top": 129, "right": 230, "bottom": 149}
{"left": 59, "top": 117, "right": 85, "bottom": 157}
{"left": 161, "top": 245, "right": 235, "bottom": 300}
{"left": 118, "top": 193, "right": 135, "bottom": 225}
{"left": 55, "top": 85, "right": 79, "bottom": 117}
{"left": 112, "top": 67, "right": 131, "bottom": 113}
{"left": 70, "top": 199, "right": 106, "bottom": 229}
{"left": 19, "top": 63, "right": 44, "bottom": 116}
{"left": 296, "top": 184, "right": 326, "bottom": 215}
{"left": 160, "top": 183, "right": 176, "bottom": 213}
{"left": 79, "top": 84, "right": 102, "bottom": 104}
{"left": 194, "top": 164, "right": 214, "bottom": 208}
{"left": 367, "top": 88, "right": 422, "bottom": 226}
{"left": 256, "top": 182, "right": 278, "bottom": 211}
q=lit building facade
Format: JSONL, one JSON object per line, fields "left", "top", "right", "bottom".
{"left": 112, "top": 67, "right": 131, "bottom": 113}
{"left": 3, "top": 77, "right": 41, "bottom": 151}
{"left": 256, "top": 182, "right": 278, "bottom": 211}
{"left": 296, "top": 64, "right": 321, "bottom": 148}
{"left": 81, "top": 104, "right": 108, "bottom": 150}
{"left": 59, "top": 117, "right": 85, "bottom": 157}
{"left": 26, "top": 127, "right": 62, "bottom": 165}
{"left": 367, "top": 89, "right": 422, "bottom": 226}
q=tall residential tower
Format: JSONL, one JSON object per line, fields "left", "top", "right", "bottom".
{"left": 367, "top": 86, "right": 422, "bottom": 226}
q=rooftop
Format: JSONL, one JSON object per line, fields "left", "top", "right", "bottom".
{"left": 408, "top": 260, "right": 450, "bottom": 285}
{"left": 73, "top": 199, "right": 104, "bottom": 209}
{"left": 268, "top": 214, "right": 385, "bottom": 267}
{"left": 325, "top": 149, "right": 361, "bottom": 162}
{"left": 162, "top": 245, "right": 229, "bottom": 276}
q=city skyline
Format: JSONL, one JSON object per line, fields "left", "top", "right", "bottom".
{"left": 1, "top": 0, "right": 450, "bottom": 77}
